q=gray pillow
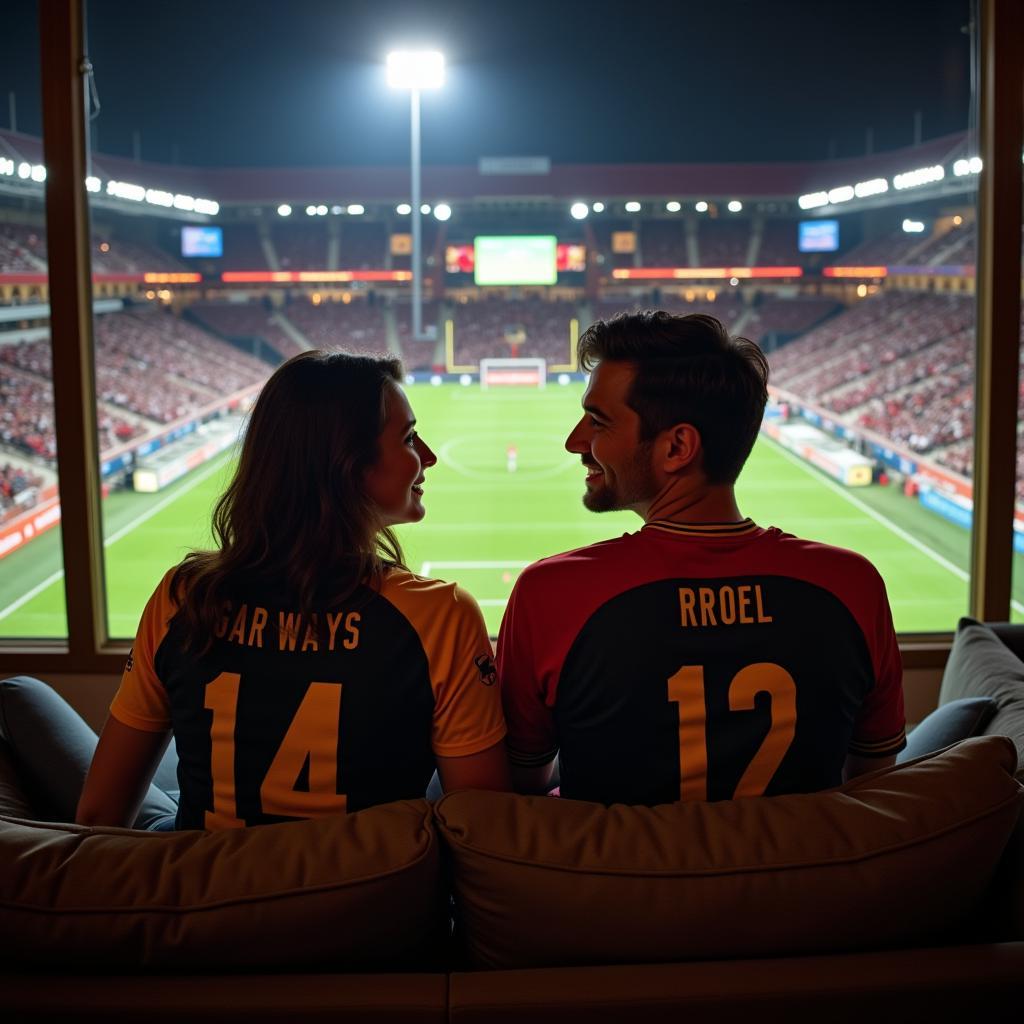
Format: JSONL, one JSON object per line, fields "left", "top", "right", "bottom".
{"left": 897, "top": 697, "right": 998, "bottom": 763}
{"left": 939, "top": 618, "right": 1024, "bottom": 774}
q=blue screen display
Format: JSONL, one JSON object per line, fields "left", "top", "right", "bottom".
{"left": 181, "top": 226, "right": 223, "bottom": 258}
{"left": 798, "top": 219, "right": 839, "bottom": 253}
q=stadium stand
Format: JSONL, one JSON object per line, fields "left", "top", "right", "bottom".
{"left": 742, "top": 296, "right": 840, "bottom": 346}
{"left": 92, "top": 237, "right": 187, "bottom": 273}
{"left": 0, "top": 223, "right": 47, "bottom": 271}
{"left": 0, "top": 460, "right": 44, "bottom": 522}
{"left": 756, "top": 220, "right": 802, "bottom": 266}
{"left": 338, "top": 222, "right": 389, "bottom": 269}
{"left": 221, "top": 223, "right": 268, "bottom": 269}
{"left": 275, "top": 223, "right": 328, "bottom": 270}
{"left": 448, "top": 297, "right": 578, "bottom": 366}
{"left": 188, "top": 301, "right": 301, "bottom": 357}
{"left": 696, "top": 218, "right": 751, "bottom": 266}
{"left": 640, "top": 221, "right": 689, "bottom": 266}
{"left": 283, "top": 298, "right": 391, "bottom": 355}
{"left": 834, "top": 230, "right": 921, "bottom": 267}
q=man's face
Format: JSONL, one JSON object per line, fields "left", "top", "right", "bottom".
{"left": 564, "top": 361, "right": 659, "bottom": 514}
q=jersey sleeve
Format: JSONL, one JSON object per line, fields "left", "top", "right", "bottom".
{"left": 430, "top": 584, "right": 507, "bottom": 758}
{"left": 109, "top": 569, "right": 177, "bottom": 733}
{"left": 496, "top": 571, "right": 558, "bottom": 767}
{"left": 848, "top": 572, "right": 906, "bottom": 758}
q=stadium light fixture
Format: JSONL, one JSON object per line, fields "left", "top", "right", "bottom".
{"left": 386, "top": 50, "right": 445, "bottom": 91}
{"left": 306, "top": 205, "right": 317, "bottom": 216}
{"left": 85, "top": 176, "right": 101, "bottom": 193}
{"left": 798, "top": 191, "right": 829, "bottom": 210}
{"left": 277, "top": 204, "right": 292, "bottom": 216}
{"left": 0, "top": 158, "right": 13, "bottom": 176}
{"left": 17, "top": 162, "right": 31, "bottom": 179}
{"left": 570, "top": 201, "right": 589, "bottom": 220}
{"left": 434, "top": 202, "right": 452, "bottom": 221}
{"left": 30, "top": 164, "right": 46, "bottom": 183}
{"left": 854, "top": 178, "right": 888, "bottom": 198}
{"left": 727, "top": 200, "right": 743, "bottom": 213}
{"left": 347, "top": 204, "right": 365, "bottom": 215}
{"left": 591, "top": 202, "right": 605, "bottom": 213}
{"left": 665, "top": 201, "right": 682, "bottom": 213}
{"left": 396, "top": 203, "right": 412, "bottom": 215}
{"left": 893, "top": 165, "right": 944, "bottom": 190}
{"left": 695, "top": 200, "right": 709, "bottom": 213}
{"left": 387, "top": 49, "right": 446, "bottom": 342}
{"left": 331, "top": 205, "right": 343, "bottom": 215}
{"left": 902, "top": 219, "right": 926, "bottom": 233}
{"left": 317, "top": 205, "right": 329, "bottom": 216}
{"left": 953, "top": 156, "right": 983, "bottom": 176}
{"left": 624, "top": 201, "right": 642, "bottom": 213}
{"left": 826, "top": 186, "right": 854, "bottom": 204}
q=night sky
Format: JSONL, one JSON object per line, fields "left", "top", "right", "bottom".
{"left": 2, "top": 0, "right": 972, "bottom": 168}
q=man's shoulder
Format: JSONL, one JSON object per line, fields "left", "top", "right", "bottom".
{"left": 516, "top": 531, "right": 641, "bottom": 588}
{"left": 760, "top": 527, "right": 887, "bottom": 594}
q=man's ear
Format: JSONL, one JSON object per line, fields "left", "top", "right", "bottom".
{"left": 659, "top": 422, "right": 702, "bottom": 474}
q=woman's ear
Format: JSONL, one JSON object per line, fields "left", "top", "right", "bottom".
{"left": 660, "top": 422, "right": 702, "bottom": 474}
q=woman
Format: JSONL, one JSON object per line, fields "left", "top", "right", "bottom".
{"left": 76, "top": 350, "right": 510, "bottom": 829}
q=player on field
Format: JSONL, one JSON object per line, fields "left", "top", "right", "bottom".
{"left": 76, "top": 350, "right": 509, "bottom": 830}
{"left": 497, "top": 311, "right": 905, "bottom": 805}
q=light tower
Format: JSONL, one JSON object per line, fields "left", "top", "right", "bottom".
{"left": 387, "top": 50, "right": 445, "bottom": 342}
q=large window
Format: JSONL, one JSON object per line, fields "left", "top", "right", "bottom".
{"left": 0, "top": 1, "right": 66, "bottom": 639}
{"left": 0, "top": 1, "right": 1020, "bottom": 670}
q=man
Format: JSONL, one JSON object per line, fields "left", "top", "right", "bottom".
{"left": 496, "top": 310, "right": 905, "bottom": 805}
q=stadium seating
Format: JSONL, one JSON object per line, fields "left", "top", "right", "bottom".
{"left": 0, "top": 223, "right": 47, "bottom": 272}
{"left": 274, "top": 223, "right": 328, "bottom": 270}
{"left": 639, "top": 221, "right": 689, "bottom": 266}
{"left": 92, "top": 238, "right": 187, "bottom": 274}
{"left": 449, "top": 297, "right": 578, "bottom": 366}
{"left": 755, "top": 220, "right": 802, "bottom": 266}
{"left": 188, "top": 301, "right": 302, "bottom": 357}
{"left": 283, "top": 299, "right": 392, "bottom": 356}
{"left": 696, "top": 218, "right": 751, "bottom": 266}
{"left": 0, "top": 460, "right": 44, "bottom": 522}
{"left": 221, "top": 224, "right": 268, "bottom": 269}
{"left": 742, "top": 296, "right": 840, "bottom": 346}
{"left": 338, "top": 222, "right": 389, "bottom": 269}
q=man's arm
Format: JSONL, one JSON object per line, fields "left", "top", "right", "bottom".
{"left": 510, "top": 757, "right": 556, "bottom": 795}
{"left": 437, "top": 740, "right": 511, "bottom": 794}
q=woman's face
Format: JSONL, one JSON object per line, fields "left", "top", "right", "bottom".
{"left": 363, "top": 383, "right": 437, "bottom": 526}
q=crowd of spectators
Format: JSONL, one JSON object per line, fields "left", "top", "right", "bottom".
{"left": 284, "top": 299, "right": 392, "bottom": 356}
{"left": 0, "top": 459, "right": 44, "bottom": 521}
{"left": 696, "top": 219, "right": 750, "bottom": 266}
{"left": 448, "top": 297, "right": 578, "bottom": 366}
{"left": 755, "top": 221, "right": 801, "bottom": 266}
{"left": 0, "top": 223, "right": 47, "bottom": 272}
{"left": 189, "top": 301, "right": 302, "bottom": 357}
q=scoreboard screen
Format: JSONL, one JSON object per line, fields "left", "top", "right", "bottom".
{"left": 473, "top": 235, "right": 557, "bottom": 286}
{"left": 181, "top": 226, "right": 223, "bottom": 258}
{"left": 798, "top": 219, "right": 839, "bottom": 253}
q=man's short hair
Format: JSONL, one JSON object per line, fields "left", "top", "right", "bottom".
{"left": 577, "top": 310, "right": 769, "bottom": 484}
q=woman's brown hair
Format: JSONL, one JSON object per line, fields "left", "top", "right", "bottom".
{"left": 171, "top": 349, "right": 406, "bottom": 652}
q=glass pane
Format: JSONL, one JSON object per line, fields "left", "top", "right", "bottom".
{"left": 0, "top": 0, "right": 67, "bottom": 639}
{"left": 83, "top": 2, "right": 978, "bottom": 637}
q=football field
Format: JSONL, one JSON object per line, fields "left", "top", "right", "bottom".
{"left": 0, "top": 382, "right": 1020, "bottom": 639}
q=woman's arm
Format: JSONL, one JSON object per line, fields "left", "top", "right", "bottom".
{"left": 76, "top": 716, "right": 171, "bottom": 828}
{"left": 436, "top": 739, "right": 512, "bottom": 794}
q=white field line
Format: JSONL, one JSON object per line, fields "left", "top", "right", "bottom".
{"left": 0, "top": 456, "right": 229, "bottom": 623}
{"left": 420, "top": 560, "right": 530, "bottom": 575}
{"left": 765, "top": 439, "right": 1024, "bottom": 616}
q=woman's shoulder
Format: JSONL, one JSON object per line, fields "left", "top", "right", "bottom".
{"left": 379, "top": 567, "right": 484, "bottom": 620}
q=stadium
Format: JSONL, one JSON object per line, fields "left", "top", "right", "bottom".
{"left": 0, "top": 119, "right": 1016, "bottom": 636}
{"left": 2, "top": 0, "right": 1024, "bottom": 1014}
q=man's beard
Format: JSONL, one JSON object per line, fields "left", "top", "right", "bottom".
{"left": 582, "top": 442, "right": 658, "bottom": 513}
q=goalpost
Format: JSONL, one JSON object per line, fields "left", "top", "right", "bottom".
{"left": 479, "top": 357, "right": 548, "bottom": 389}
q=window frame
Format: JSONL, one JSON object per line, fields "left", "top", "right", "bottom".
{"left": 0, "top": 0, "right": 1020, "bottom": 678}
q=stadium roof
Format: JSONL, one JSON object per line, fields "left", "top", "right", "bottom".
{"left": 0, "top": 129, "right": 968, "bottom": 207}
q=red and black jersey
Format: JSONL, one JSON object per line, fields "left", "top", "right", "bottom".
{"left": 112, "top": 567, "right": 505, "bottom": 829}
{"left": 497, "top": 520, "right": 905, "bottom": 806}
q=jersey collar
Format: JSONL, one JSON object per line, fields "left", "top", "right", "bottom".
{"left": 643, "top": 517, "right": 759, "bottom": 538}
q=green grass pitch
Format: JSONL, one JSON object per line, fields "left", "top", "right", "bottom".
{"left": 1, "top": 382, "right": 1019, "bottom": 640}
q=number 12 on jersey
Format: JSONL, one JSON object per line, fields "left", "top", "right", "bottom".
{"left": 667, "top": 662, "right": 796, "bottom": 801}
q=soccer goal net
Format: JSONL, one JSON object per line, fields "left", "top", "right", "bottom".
{"left": 479, "top": 357, "right": 547, "bottom": 389}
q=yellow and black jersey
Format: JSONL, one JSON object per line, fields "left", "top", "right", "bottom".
{"left": 112, "top": 567, "right": 505, "bottom": 829}
{"left": 497, "top": 520, "right": 905, "bottom": 806}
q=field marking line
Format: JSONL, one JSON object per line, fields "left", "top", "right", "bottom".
{"left": 0, "top": 455, "right": 230, "bottom": 624}
{"left": 420, "top": 560, "right": 531, "bottom": 575}
{"left": 764, "top": 439, "right": 1024, "bottom": 616}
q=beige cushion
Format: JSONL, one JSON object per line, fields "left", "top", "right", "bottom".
{"left": 0, "top": 799, "right": 443, "bottom": 970}
{"left": 435, "top": 736, "right": 1024, "bottom": 968}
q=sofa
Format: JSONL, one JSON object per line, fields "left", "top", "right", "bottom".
{"left": 2, "top": 617, "right": 1024, "bottom": 1022}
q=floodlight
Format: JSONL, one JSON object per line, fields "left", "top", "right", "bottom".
{"left": 591, "top": 202, "right": 605, "bottom": 213}
{"left": 695, "top": 201, "right": 709, "bottom": 212}
{"left": 666, "top": 201, "right": 681, "bottom": 212}
{"left": 798, "top": 192, "right": 828, "bottom": 210}
{"left": 434, "top": 203, "right": 452, "bottom": 221}
{"left": 727, "top": 200, "right": 743, "bottom": 213}
{"left": 331, "top": 205, "right": 343, "bottom": 215}
{"left": 30, "top": 164, "right": 46, "bottom": 183}
{"left": 570, "top": 201, "right": 589, "bottom": 220}
{"left": 854, "top": 178, "right": 888, "bottom": 198}
{"left": 347, "top": 204, "right": 365, "bottom": 215}
{"left": 421, "top": 203, "right": 431, "bottom": 214}
{"left": 17, "top": 162, "right": 30, "bottom": 179}
{"left": 624, "top": 201, "right": 641, "bottom": 213}
{"left": 826, "top": 186, "right": 854, "bottom": 204}
{"left": 902, "top": 219, "right": 925, "bottom": 233}
{"left": 317, "top": 205, "right": 328, "bottom": 216}
{"left": 396, "top": 203, "right": 412, "bottom": 215}
{"left": 729, "top": 276, "right": 739, "bottom": 286}
{"left": 306, "top": 205, "right": 317, "bottom": 216}
{"left": 387, "top": 51, "right": 445, "bottom": 90}
{"left": 85, "top": 176, "right": 101, "bottom": 193}
{"left": 278, "top": 204, "right": 292, "bottom": 216}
